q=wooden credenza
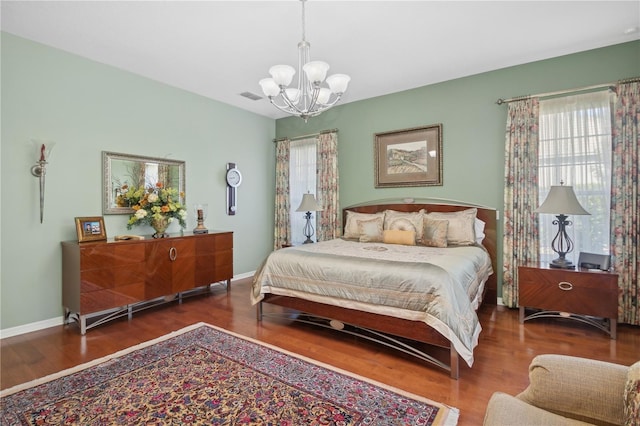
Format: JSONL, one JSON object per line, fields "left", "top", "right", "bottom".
{"left": 62, "top": 231, "right": 233, "bottom": 334}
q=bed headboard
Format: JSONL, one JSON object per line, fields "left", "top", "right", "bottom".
{"left": 342, "top": 200, "right": 498, "bottom": 304}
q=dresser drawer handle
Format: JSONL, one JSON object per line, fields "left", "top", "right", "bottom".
{"left": 558, "top": 281, "right": 573, "bottom": 291}
{"left": 169, "top": 247, "right": 177, "bottom": 261}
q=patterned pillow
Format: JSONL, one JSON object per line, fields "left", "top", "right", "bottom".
{"left": 343, "top": 211, "right": 385, "bottom": 239}
{"left": 382, "top": 229, "right": 416, "bottom": 246}
{"left": 624, "top": 360, "right": 640, "bottom": 426}
{"left": 383, "top": 210, "right": 425, "bottom": 242}
{"left": 357, "top": 217, "right": 384, "bottom": 243}
{"left": 422, "top": 218, "right": 448, "bottom": 248}
{"left": 426, "top": 208, "right": 477, "bottom": 246}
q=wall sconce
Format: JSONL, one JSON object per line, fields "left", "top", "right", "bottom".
{"left": 296, "top": 192, "right": 322, "bottom": 244}
{"left": 535, "top": 181, "right": 590, "bottom": 269}
{"left": 193, "top": 204, "right": 209, "bottom": 234}
{"left": 30, "top": 140, "right": 55, "bottom": 223}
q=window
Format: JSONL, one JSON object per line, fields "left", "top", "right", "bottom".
{"left": 289, "top": 138, "right": 317, "bottom": 245}
{"left": 538, "top": 91, "right": 612, "bottom": 263}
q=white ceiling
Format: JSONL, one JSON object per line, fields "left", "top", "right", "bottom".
{"left": 2, "top": 1, "right": 639, "bottom": 119}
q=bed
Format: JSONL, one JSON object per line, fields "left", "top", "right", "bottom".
{"left": 252, "top": 200, "right": 497, "bottom": 379}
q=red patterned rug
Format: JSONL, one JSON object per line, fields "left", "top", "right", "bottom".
{"left": 0, "top": 322, "right": 458, "bottom": 425}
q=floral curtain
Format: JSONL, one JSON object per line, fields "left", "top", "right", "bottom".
{"left": 273, "top": 138, "right": 291, "bottom": 250}
{"left": 611, "top": 81, "right": 639, "bottom": 325}
{"left": 502, "top": 98, "right": 540, "bottom": 307}
{"left": 316, "top": 131, "right": 340, "bottom": 241}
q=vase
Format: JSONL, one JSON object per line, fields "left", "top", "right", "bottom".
{"left": 151, "top": 215, "right": 169, "bottom": 238}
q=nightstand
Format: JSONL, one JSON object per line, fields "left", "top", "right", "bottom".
{"left": 518, "top": 264, "right": 618, "bottom": 339}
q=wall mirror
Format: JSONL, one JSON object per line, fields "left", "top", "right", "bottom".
{"left": 102, "top": 151, "right": 186, "bottom": 215}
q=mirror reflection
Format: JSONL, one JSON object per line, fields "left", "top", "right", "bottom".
{"left": 102, "top": 151, "right": 185, "bottom": 214}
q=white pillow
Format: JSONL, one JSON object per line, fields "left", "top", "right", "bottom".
{"left": 475, "top": 218, "right": 486, "bottom": 244}
{"left": 426, "top": 208, "right": 477, "bottom": 246}
{"left": 343, "top": 211, "right": 385, "bottom": 239}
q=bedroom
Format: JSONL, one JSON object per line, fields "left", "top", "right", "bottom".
{"left": 1, "top": 1, "right": 639, "bottom": 424}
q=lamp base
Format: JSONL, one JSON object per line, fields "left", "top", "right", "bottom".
{"left": 549, "top": 258, "right": 576, "bottom": 269}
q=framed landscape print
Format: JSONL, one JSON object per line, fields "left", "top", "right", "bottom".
{"left": 75, "top": 216, "right": 107, "bottom": 242}
{"left": 374, "top": 124, "right": 443, "bottom": 188}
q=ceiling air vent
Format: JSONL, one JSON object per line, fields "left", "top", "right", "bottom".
{"left": 240, "top": 92, "right": 263, "bottom": 101}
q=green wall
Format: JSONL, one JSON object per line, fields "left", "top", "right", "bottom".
{"left": 276, "top": 40, "right": 640, "bottom": 297}
{"left": 1, "top": 33, "right": 276, "bottom": 331}
{"left": 1, "top": 31, "right": 638, "bottom": 332}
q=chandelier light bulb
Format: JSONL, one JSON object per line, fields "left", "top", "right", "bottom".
{"left": 259, "top": 0, "right": 350, "bottom": 121}
{"left": 285, "top": 88, "right": 301, "bottom": 104}
{"left": 269, "top": 65, "right": 296, "bottom": 87}
{"left": 326, "top": 74, "right": 351, "bottom": 94}
{"left": 302, "top": 61, "right": 330, "bottom": 83}
{"left": 258, "top": 78, "right": 280, "bottom": 97}
{"left": 317, "top": 88, "right": 331, "bottom": 105}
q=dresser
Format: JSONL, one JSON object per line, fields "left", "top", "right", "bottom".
{"left": 62, "top": 231, "right": 233, "bottom": 334}
{"left": 518, "top": 264, "right": 618, "bottom": 339}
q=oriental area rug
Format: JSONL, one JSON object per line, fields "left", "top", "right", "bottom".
{"left": 0, "top": 322, "right": 458, "bottom": 425}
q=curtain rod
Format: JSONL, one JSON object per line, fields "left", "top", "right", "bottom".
{"left": 273, "top": 128, "right": 338, "bottom": 143}
{"left": 495, "top": 76, "right": 640, "bottom": 105}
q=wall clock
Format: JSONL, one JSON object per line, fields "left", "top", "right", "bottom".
{"left": 226, "top": 162, "right": 242, "bottom": 215}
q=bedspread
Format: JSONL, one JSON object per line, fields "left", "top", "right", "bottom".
{"left": 251, "top": 238, "right": 493, "bottom": 366}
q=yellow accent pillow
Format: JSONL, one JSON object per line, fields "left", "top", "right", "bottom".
{"left": 382, "top": 229, "right": 416, "bottom": 246}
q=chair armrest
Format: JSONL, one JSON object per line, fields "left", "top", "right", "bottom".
{"left": 517, "top": 354, "right": 627, "bottom": 425}
{"left": 483, "top": 392, "right": 592, "bottom": 426}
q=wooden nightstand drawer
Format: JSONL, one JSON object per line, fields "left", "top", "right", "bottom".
{"left": 518, "top": 265, "right": 619, "bottom": 339}
{"left": 519, "top": 266, "right": 618, "bottom": 318}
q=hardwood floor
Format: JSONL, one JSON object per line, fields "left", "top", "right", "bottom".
{"left": 2, "top": 277, "right": 638, "bottom": 425}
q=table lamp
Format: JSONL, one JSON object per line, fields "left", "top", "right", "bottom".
{"left": 534, "top": 181, "right": 590, "bottom": 269}
{"left": 296, "top": 192, "right": 321, "bottom": 244}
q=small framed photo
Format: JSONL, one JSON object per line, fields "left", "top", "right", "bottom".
{"left": 374, "top": 124, "right": 443, "bottom": 188}
{"left": 75, "top": 216, "right": 107, "bottom": 242}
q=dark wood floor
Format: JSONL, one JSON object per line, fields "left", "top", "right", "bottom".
{"left": 2, "top": 277, "right": 638, "bottom": 425}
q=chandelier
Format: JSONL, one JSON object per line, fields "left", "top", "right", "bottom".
{"left": 259, "top": 0, "right": 350, "bottom": 122}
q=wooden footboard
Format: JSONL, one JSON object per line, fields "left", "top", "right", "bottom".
{"left": 258, "top": 294, "right": 461, "bottom": 379}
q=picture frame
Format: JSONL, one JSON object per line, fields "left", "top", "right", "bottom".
{"left": 374, "top": 124, "right": 443, "bottom": 188}
{"left": 75, "top": 216, "right": 107, "bottom": 242}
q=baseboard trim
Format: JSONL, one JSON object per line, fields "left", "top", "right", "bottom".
{"left": 0, "top": 273, "right": 256, "bottom": 340}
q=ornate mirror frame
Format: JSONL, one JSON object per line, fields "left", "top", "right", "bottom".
{"left": 102, "top": 151, "right": 186, "bottom": 215}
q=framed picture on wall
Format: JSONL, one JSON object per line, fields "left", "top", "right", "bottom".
{"left": 75, "top": 216, "right": 107, "bottom": 242}
{"left": 374, "top": 124, "right": 443, "bottom": 188}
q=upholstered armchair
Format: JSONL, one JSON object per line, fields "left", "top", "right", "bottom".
{"left": 483, "top": 354, "right": 639, "bottom": 426}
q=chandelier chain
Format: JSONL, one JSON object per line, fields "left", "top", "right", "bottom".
{"left": 301, "top": 0, "right": 306, "bottom": 42}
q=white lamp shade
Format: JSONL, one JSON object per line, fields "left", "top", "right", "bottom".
{"left": 326, "top": 74, "right": 350, "bottom": 94}
{"left": 296, "top": 193, "right": 322, "bottom": 212}
{"left": 535, "top": 184, "right": 590, "bottom": 215}
{"left": 316, "top": 88, "right": 331, "bottom": 105}
{"left": 303, "top": 61, "right": 330, "bottom": 83}
{"left": 269, "top": 65, "right": 296, "bottom": 86}
{"left": 284, "top": 88, "right": 301, "bottom": 104}
{"left": 259, "top": 78, "right": 281, "bottom": 97}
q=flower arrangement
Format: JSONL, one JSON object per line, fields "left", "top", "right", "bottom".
{"left": 120, "top": 183, "right": 187, "bottom": 232}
